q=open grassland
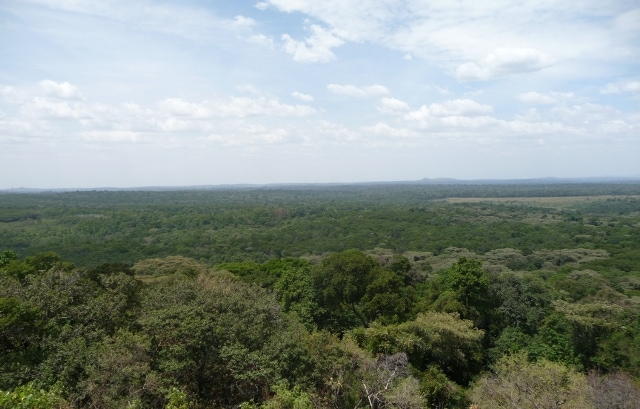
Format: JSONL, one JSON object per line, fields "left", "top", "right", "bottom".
{"left": 443, "top": 194, "right": 640, "bottom": 206}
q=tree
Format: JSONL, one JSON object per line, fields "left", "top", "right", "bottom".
{"left": 492, "top": 273, "right": 551, "bottom": 334}
{"left": 0, "top": 298, "right": 44, "bottom": 388}
{"left": 138, "top": 275, "right": 310, "bottom": 408}
{"left": 470, "top": 353, "right": 592, "bottom": 409}
{"left": 314, "top": 250, "right": 379, "bottom": 330}
{"left": 350, "top": 311, "right": 484, "bottom": 384}
{"left": 313, "top": 250, "right": 417, "bottom": 332}
{"left": 0, "top": 251, "right": 18, "bottom": 268}
{"left": 586, "top": 371, "right": 640, "bottom": 409}
{"left": 432, "top": 257, "right": 490, "bottom": 327}
{"left": 274, "top": 263, "right": 317, "bottom": 330}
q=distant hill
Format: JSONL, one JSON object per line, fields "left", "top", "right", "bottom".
{"left": 2, "top": 176, "right": 640, "bottom": 193}
{"left": 414, "top": 176, "right": 640, "bottom": 185}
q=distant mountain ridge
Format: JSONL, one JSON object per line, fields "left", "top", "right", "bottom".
{"left": 415, "top": 176, "right": 640, "bottom": 185}
{"left": 2, "top": 176, "right": 640, "bottom": 193}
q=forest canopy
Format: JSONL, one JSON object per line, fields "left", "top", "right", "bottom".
{"left": 1, "top": 183, "right": 640, "bottom": 408}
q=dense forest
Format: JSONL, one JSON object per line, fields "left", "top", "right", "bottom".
{"left": 1, "top": 183, "right": 640, "bottom": 408}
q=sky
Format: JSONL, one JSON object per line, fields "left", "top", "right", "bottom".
{"left": 1, "top": 0, "right": 639, "bottom": 188}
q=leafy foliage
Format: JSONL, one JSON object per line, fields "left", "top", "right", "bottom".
{"left": 1, "top": 185, "right": 640, "bottom": 408}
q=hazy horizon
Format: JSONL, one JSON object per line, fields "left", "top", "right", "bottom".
{"left": 4, "top": 175, "right": 640, "bottom": 192}
{"left": 1, "top": 1, "right": 639, "bottom": 189}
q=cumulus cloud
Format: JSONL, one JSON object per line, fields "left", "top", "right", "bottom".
{"left": 22, "top": 98, "right": 94, "bottom": 119}
{"left": 363, "top": 122, "right": 417, "bottom": 138}
{"left": 517, "top": 91, "right": 575, "bottom": 105}
{"left": 261, "top": 1, "right": 633, "bottom": 85}
{"left": 282, "top": 25, "right": 344, "bottom": 63}
{"left": 204, "top": 124, "right": 291, "bottom": 146}
{"left": 406, "top": 99, "right": 493, "bottom": 120}
{"left": 401, "top": 99, "right": 497, "bottom": 131}
{"left": 456, "top": 48, "right": 554, "bottom": 81}
{"left": 291, "top": 91, "right": 314, "bottom": 102}
{"left": 377, "top": 97, "right": 410, "bottom": 114}
{"left": 236, "top": 84, "right": 262, "bottom": 95}
{"left": 39, "top": 80, "right": 83, "bottom": 100}
{"left": 247, "top": 34, "right": 275, "bottom": 48}
{"left": 327, "top": 84, "right": 389, "bottom": 98}
{"left": 0, "top": 86, "right": 29, "bottom": 103}
{"left": 313, "top": 120, "right": 362, "bottom": 142}
{"left": 2, "top": 81, "right": 319, "bottom": 149}
{"left": 517, "top": 92, "right": 556, "bottom": 105}
{"left": 231, "top": 15, "right": 255, "bottom": 29}
{"left": 600, "top": 81, "right": 640, "bottom": 94}
{"left": 158, "top": 96, "right": 315, "bottom": 118}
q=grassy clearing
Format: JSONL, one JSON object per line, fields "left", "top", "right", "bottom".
{"left": 442, "top": 195, "right": 640, "bottom": 207}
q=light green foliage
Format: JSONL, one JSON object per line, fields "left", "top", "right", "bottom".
{"left": 551, "top": 300, "right": 636, "bottom": 371}
{"left": 0, "top": 250, "right": 18, "bottom": 268}
{"left": 419, "top": 366, "right": 468, "bottom": 409}
{"left": 133, "top": 256, "right": 208, "bottom": 278}
{"left": 384, "top": 377, "right": 424, "bottom": 409}
{"left": 165, "top": 387, "right": 192, "bottom": 409}
{"left": 527, "top": 313, "right": 580, "bottom": 368}
{"left": 260, "top": 382, "right": 313, "bottom": 409}
{"left": 471, "top": 353, "right": 593, "bottom": 409}
{"left": 350, "top": 311, "right": 484, "bottom": 383}
{"left": 0, "top": 382, "right": 68, "bottom": 409}
{"left": 274, "top": 263, "right": 317, "bottom": 330}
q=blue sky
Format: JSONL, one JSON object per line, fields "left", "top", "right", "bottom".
{"left": 1, "top": 0, "right": 639, "bottom": 188}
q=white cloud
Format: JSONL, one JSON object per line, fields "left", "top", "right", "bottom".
{"left": 247, "top": 34, "right": 275, "bottom": 48}
{"left": 434, "top": 86, "right": 451, "bottom": 96}
{"left": 377, "top": 97, "right": 410, "bottom": 114}
{"left": 291, "top": 91, "right": 314, "bottom": 102}
{"left": 236, "top": 84, "right": 263, "bottom": 95}
{"left": 456, "top": 48, "right": 554, "bottom": 81}
{"left": 327, "top": 84, "right": 389, "bottom": 98}
{"left": 313, "top": 120, "right": 362, "bottom": 142}
{"left": 21, "top": 0, "right": 257, "bottom": 42}
{"left": 282, "top": 25, "right": 344, "bottom": 63}
{"left": 203, "top": 124, "right": 291, "bottom": 146}
{"left": 363, "top": 122, "right": 417, "bottom": 138}
{"left": 401, "top": 99, "right": 499, "bottom": 132}
{"left": 158, "top": 96, "right": 315, "bottom": 118}
{"left": 601, "top": 81, "right": 640, "bottom": 94}
{"left": 255, "top": 2, "right": 269, "bottom": 11}
{"left": 39, "top": 80, "right": 83, "bottom": 100}
{"left": 262, "top": 0, "right": 631, "bottom": 83}
{"left": 0, "top": 86, "right": 29, "bottom": 103}
{"left": 406, "top": 99, "right": 493, "bottom": 120}
{"left": 517, "top": 91, "right": 576, "bottom": 105}
{"left": 517, "top": 92, "right": 556, "bottom": 105}
{"left": 232, "top": 15, "right": 255, "bottom": 29}
{"left": 82, "top": 130, "right": 141, "bottom": 142}
{"left": 22, "top": 98, "right": 96, "bottom": 119}
{"left": 2, "top": 81, "right": 318, "bottom": 149}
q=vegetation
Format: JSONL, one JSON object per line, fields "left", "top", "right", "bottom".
{"left": 1, "top": 183, "right": 640, "bottom": 408}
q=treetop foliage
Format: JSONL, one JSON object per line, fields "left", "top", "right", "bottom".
{"left": 1, "top": 184, "right": 639, "bottom": 408}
